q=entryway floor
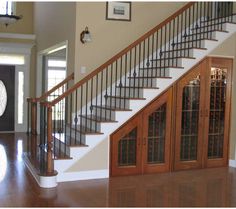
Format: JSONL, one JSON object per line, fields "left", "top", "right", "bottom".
{"left": 0, "top": 133, "right": 236, "bottom": 207}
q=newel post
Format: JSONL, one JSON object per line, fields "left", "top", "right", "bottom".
{"left": 46, "top": 105, "right": 54, "bottom": 174}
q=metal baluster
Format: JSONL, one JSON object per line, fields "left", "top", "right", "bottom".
{"left": 90, "top": 78, "right": 94, "bottom": 129}
{"left": 75, "top": 89, "right": 78, "bottom": 144}
{"left": 155, "top": 30, "right": 159, "bottom": 77}
{"left": 164, "top": 24, "right": 167, "bottom": 74}
{"left": 110, "top": 64, "right": 113, "bottom": 119}
{"left": 100, "top": 71, "right": 104, "bottom": 119}
{"left": 80, "top": 86, "right": 83, "bottom": 145}
{"left": 119, "top": 58, "right": 123, "bottom": 108}
{"left": 133, "top": 46, "right": 137, "bottom": 92}
{"left": 175, "top": 15, "right": 182, "bottom": 67}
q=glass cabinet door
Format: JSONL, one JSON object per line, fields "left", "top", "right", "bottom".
{"left": 174, "top": 62, "right": 206, "bottom": 171}
{"left": 142, "top": 89, "right": 172, "bottom": 173}
{"left": 110, "top": 115, "right": 142, "bottom": 176}
{"left": 203, "top": 58, "right": 232, "bottom": 168}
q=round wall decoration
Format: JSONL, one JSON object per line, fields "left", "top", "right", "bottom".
{"left": 0, "top": 80, "right": 7, "bottom": 117}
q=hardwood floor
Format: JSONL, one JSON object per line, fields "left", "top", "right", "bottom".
{"left": 0, "top": 133, "right": 236, "bottom": 207}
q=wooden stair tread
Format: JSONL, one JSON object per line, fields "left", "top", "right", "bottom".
{"left": 80, "top": 114, "right": 118, "bottom": 123}
{"left": 139, "top": 66, "right": 183, "bottom": 70}
{"left": 70, "top": 124, "right": 104, "bottom": 135}
{"left": 116, "top": 85, "right": 160, "bottom": 89}
{"left": 151, "top": 56, "right": 196, "bottom": 61}
{"left": 53, "top": 134, "right": 88, "bottom": 147}
{"left": 93, "top": 105, "right": 132, "bottom": 111}
{"left": 161, "top": 47, "right": 207, "bottom": 53}
{"left": 191, "top": 21, "right": 236, "bottom": 30}
{"left": 128, "top": 76, "right": 172, "bottom": 79}
{"left": 107, "top": 95, "right": 146, "bottom": 100}
{"left": 175, "top": 38, "right": 218, "bottom": 44}
{"left": 185, "top": 30, "right": 229, "bottom": 37}
{"left": 53, "top": 146, "right": 72, "bottom": 160}
{"left": 201, "top": 13, "right": 236, "bottom": 23}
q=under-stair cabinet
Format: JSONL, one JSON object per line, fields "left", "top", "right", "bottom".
{"left": 110, "top": 57, "right": 233, "bottom": 176}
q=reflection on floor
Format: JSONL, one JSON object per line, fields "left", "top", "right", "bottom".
{"left": 0, "top": 132, "right": 236, "bottom": 207}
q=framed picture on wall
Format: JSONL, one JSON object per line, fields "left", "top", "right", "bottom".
{"left": 106, "top": 2, "right": 131, "bottom": 21}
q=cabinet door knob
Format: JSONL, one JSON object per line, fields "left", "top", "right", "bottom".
{"left": 200, "top": 109, "right": 204, "bottom": 117}
{"left": 143, "top": 137, "right": 146, "bottom": 146}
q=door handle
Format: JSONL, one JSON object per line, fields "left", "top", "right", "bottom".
{"left": 143, "top": 137, "right": 146, "bottom": 146}
{"left": 200, "top": 109, "right": 204, "bottom": 117}
{"left": 137, "top": 138, "right": 141, "bottom": 146}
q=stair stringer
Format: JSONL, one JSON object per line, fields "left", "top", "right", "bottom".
{"left": 54, "top": 23, "right": 236, "bottom": 183}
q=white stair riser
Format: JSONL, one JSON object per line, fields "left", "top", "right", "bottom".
{"left": 139, "top": 68, "right": 170, "bottom": 77}
{"left": 116, "top": 87, "right": 144, "bottom": 98}
{"left": 128, "top": 77, "right": 158, "bottom": 87}
{"left": 92, "top": 107, "right": 117, "bottom": 120}
{"left": 105, "top": 97, "right": 130, "bottom": 109}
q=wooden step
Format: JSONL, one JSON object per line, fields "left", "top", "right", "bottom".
{"left": 93, "top": 105, "right": 132, "bottom": 111}
{"left": 201, "top": 14, "right": 236, "bottom": 23}
{"left": 183, "top": 30, "right": 229, "bottom": 38}
{"left": 128, "top": 76, "right": 172, "bottom": 79}
{"left": 191, "top": 22, "right": 236, "bottom": 31}
{"left": 175, "top": 38, "right": 218, "bottom": 45}
{"left": 116, "top": 85, "right": 160, "bottom": 89}
{"left": 139, "top": 66, "right": 183, "bottom": 70}
{"left": 161, "top": 47, "right": 207, "bottom": 53}
{"left": 80, "top": 114, "right": 118, "bottom": 123}
{"left": 107, "top": 95, "right": 146, "bottom": 100}
{"left": 151, "top": 56, "right": 196, "bottom": 61}
{"left": 70, "top": 124, "right": 104, "bottom": 135}
{"left": 53, "top": 145, "right": 72, "bottom": 160}
{"left": 53, "top": 134, "right": 88, "bottom": 147}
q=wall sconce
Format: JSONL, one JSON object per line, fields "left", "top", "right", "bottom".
{"left": 80, "top": 26, "right": 92, "bottom": 44}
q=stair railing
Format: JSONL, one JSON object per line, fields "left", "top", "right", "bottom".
{"left": 27, "top": 73, "right": 74, "bottom": 135}
{"left": 36, "top": 2, "right": 235, "bottom": 175}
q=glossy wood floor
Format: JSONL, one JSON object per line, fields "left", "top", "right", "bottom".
{"left": 1, "top": 133, "right": 236, "bottom": 207}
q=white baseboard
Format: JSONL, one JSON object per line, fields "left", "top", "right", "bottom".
{"left": 229, "top": 159, "right": 236, "bottom": 168}
{"left": 23, "top": 153, "right": 58, "bottom": 188}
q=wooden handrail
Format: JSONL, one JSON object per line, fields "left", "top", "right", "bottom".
{"left": 50, "top": 2, "right": 194, "bottom": 106}
{"left": 36, "top": 72, "right": 74, "bottom": 102}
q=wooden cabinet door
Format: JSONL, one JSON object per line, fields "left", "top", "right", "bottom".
{"left": 142, "top": 89, "right": 172, "bottom": 174}
{"left": 174, "top": 61, "right": 207, "bottom": 170}
{"left": 110, "top": 114, "right": 142, "bottom": 176}
{"left": 110, "top": 89, "right": 173, "bottom": 176}
{"left": 203, "top": 57, "right": 232, "bottom": 168}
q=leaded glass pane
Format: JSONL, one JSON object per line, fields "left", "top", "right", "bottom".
{"left": 0, "top": 80, "right": 7, "bottom": 117}
{"left": 147, "top": 104, "right": 166, "bottom": 164}
{"left": 208, "top": 67, "right": 227, "bottom": 159}
{"left": 118, "top": 128, "right": 137, "bottom": 166}
{"left": 180, "top": 75, "right": 200, "bottom": 161}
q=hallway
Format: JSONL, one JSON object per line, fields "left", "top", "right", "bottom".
{"left": 0, "top": 133, "right": 236, "bottom": 207}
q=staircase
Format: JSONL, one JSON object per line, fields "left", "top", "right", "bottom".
{"left": 26, "top": 2, "right": 236, "bottom": 188}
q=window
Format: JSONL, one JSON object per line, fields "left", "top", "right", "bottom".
{"left": 0, "top": 1, "right": 15, "bottom": 15}
{"left": 18, "top": 72, "right": 24, "bottom": 124}
{"left": 46, "top": 58, "right": 66, "bottom": 121}
{"left": 0, "top": 54, "right": 25, "bottom": 65}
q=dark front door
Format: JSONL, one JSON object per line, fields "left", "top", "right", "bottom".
{"left": 0, "top": 65, "right": 15, "bottom": 131}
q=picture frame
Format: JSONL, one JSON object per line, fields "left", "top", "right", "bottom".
{"left": 106, "top": 2, "right": 131, "bottom": 21}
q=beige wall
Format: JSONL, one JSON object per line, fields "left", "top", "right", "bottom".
{"left": 34, "top": 2, "right": 76, "bottom": 74}
{"left": 0, "top": 2, "right": 35, "bottom": 96}
{"left": 209, "top": 34, "right": 236, "bottom": 160}
{"left": 75, "top": 2, "right": 186, "bottom": 82}
{"left": 0, "top": 2, "right": 34, "bottom": 34}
